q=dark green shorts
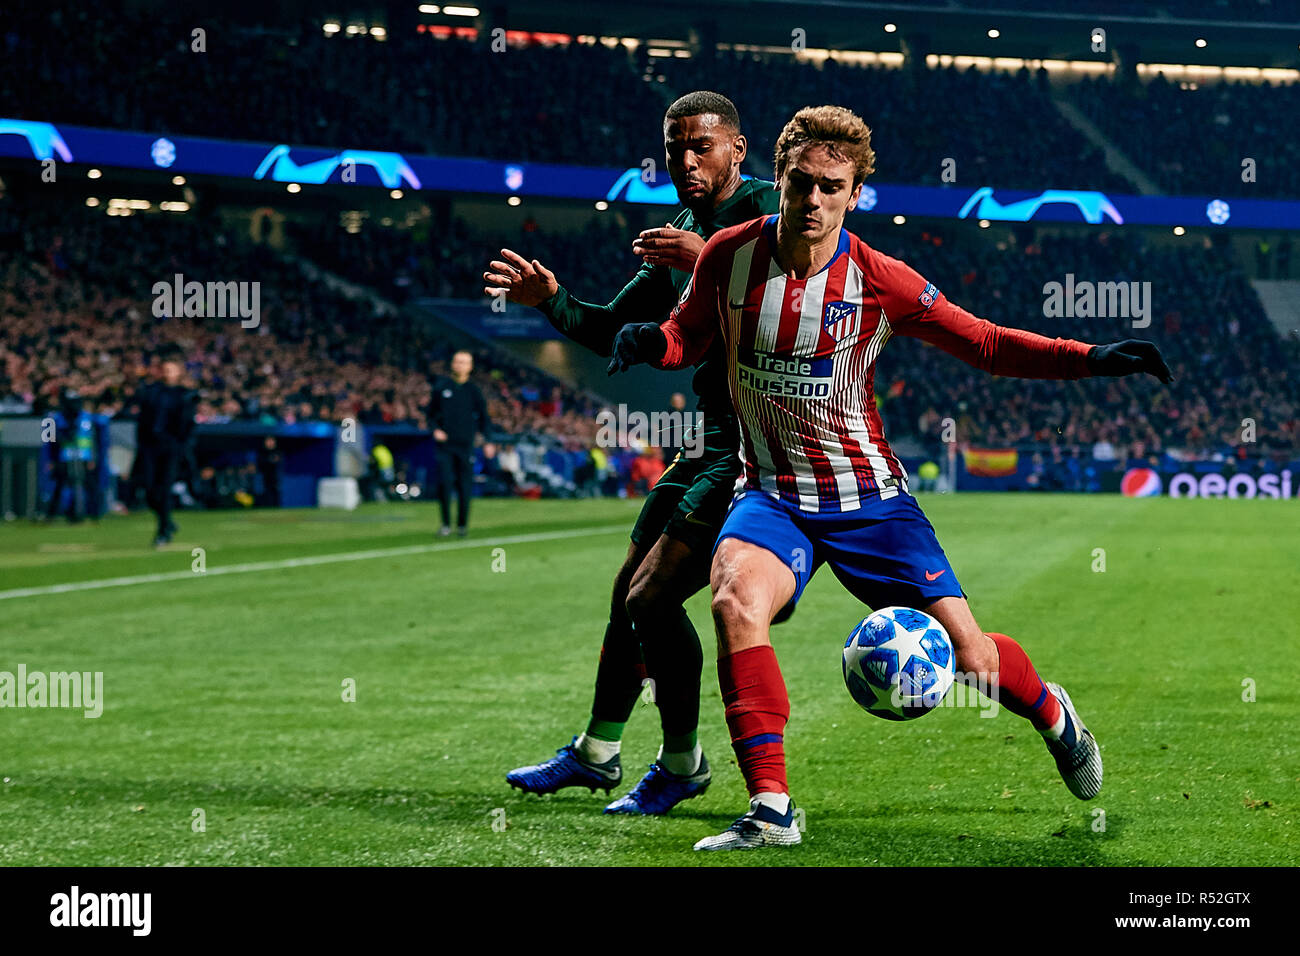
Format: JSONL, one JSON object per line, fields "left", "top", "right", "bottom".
{"left": 629, "top": 420, "right": 742, "bottom": 553}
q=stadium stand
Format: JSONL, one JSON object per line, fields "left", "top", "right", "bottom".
{"left": 8, "top": 5, "right": 1295, "bottom": 197}
{"left": 0, "top": 197, "right": 607, "bottom": 446}
{"left": 5, "top": 193, "right": 1295, "bottom": 498}
{"left": 1069, "top": 73, "right": 1300, "bottom": 200}
{"left": 3, "top": 3, "right": 1297, "bottom": 512}
{"left": 651, "top": 53, "right": 1135, "bottom": 193}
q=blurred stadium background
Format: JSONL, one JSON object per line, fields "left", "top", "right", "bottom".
{"left": 2, "top": 0, "right": 1297, "bottom": 521}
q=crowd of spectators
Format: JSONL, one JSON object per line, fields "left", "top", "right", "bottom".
{"left": 1, "top": 6, "right": 665, "bottom": 166}
{"left": 0, "top": 196, "right": 609, "bottom": 454}
{"left": 863, "top": 224, "right": 1300, "bottom": 465}
{"left": 10, "top": 4, "right": 1297, "bottom": 199}
{"left": 350, "top": 201, "right": 1300, "bottom": 471}
{"left": 7, "top": 185, "right": 1296, "bottom": 497}
{"left": 288, "top": 208, "right": 643, "bottom": 306}
{"left": 6, "top": 0, "right": 1299, "bottom": 506}
{"left": 951, "top": 0, "right": 1298, "bottom": 16}
{"left": 7, "top": 192, "right": 1289, "bottom": 515}
{"left": 652, "top": 53, "right": 1134, "bottom": 194}
{"left": 1070, "top": 72, "right": 1300, "bottom": 200}
{"left": 3, "top": 5, "right": 1124, "bottom": 192}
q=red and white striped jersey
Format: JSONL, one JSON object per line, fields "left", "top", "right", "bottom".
{"left": 657, "top": 215, "right": 1093, "bottom": 513}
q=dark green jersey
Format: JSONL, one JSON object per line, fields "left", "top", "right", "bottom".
{"left": 537, "top": 177, "right": 779, "bottom": 415}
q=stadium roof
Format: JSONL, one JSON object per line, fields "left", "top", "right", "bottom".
{"left": 492, "top": 0, "right": 1300, "bottom": 70}
{"left": 115, "top": 0, "right": 1300, "bottom": 70}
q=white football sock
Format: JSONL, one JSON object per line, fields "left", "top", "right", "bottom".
{"left": 1039, "top": 705, "right": 1068, "bottom": 741}
{"left": 752, "top": 791, "right": 790, "bottom": 815}
{"left": 575, "top": 733, "right": 620, "bottom": 765}
{"left": 658, "top": 743, "right": 702, "bottom": 777}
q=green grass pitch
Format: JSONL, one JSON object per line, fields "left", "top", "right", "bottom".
{"left": 1, "top": 494, "right": 1295, "bottom": 866}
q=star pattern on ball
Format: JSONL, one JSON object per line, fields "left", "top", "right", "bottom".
{"left": 870, "top": 629, "right": 918, "bottom": 672}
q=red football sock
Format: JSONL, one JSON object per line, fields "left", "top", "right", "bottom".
{"left": 986, "top": 632, "right": 1061, "bottom": 731}
{"left": 718, "top": 645, "right": 790, "bottom": 797}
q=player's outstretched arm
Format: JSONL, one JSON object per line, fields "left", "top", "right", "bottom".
{"left": 877, "top": 254, "right": 1171, "bottom": 383}
{"left": 909, "top": 300, "right": 1172, "bottom": 383}
{"left": 483, "top": 248, "right": 678, "bottom": 358}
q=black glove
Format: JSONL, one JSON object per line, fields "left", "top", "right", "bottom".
{"left": 607, "top": 322, "right": 667, "bottom": 375}
{"left": 1086, "top": 340, "right": 1173, "bottom": 384}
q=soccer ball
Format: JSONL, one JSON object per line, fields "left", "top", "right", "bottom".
{"left": 842, "top": 606, "right": 956, "bottom": 720}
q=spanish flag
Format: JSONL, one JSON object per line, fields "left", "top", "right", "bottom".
{"left": 962, "top": 448, "right": 1019, "bottom": 477}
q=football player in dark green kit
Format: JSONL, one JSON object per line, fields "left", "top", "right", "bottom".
{"left": 485, "top": 92, "right": 779, "bottom": 814}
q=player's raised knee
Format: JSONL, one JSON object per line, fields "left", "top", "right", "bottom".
{"left": 625, "top": 576, "right": 659, "bottom": 624}
{"left": 709, "top": 582, "right": 747, "bottom": 629}
{"left": 954, "top": 634, "right": 999, "bottom": 680}
{"left": 610, "top": 544, "right": 645, "bottom": 616}
{"left": 709, "top": 576, "right": 774, "bottom": 646}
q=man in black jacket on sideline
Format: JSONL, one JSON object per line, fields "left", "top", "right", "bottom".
{"left": 133, "top": 350, "right": 196, "bottom": 547}
{"left": 430, "top": 349, "right": 488, "bottom": 537}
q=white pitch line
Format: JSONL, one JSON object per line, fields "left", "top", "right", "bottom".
{"left": 0, "top": 524, "right": 629, "bottom": 602}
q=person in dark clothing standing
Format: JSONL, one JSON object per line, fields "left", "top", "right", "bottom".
{"left": 45, "top": 389, "right": 101, "bottom": 522}
{"left": 430, "top": 350, "right": 488, "bottom": 537}
{"left": 134, "top": 352, "right": 197, "bottom": 547}
{"left": 257, "top": 436, "right": 282, "bottom": 507}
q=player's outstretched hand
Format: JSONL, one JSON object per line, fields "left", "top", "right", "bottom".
{"left": 607, "top": 323, "right": 667, "bottom": 375}
{"left": 1087, "top": 340, "right": 1173, "bottom": 384}
{"left": 633, "top": 226, "right": 705, "bottom": 273}
{"left": 483, "top": 248, "right": 559, "bottom": 307}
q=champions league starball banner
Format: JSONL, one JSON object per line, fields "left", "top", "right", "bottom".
{"left": 4, "top": 118, "right": 1300, "bottom": 230}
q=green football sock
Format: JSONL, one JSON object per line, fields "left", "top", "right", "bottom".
{"left": 663, "top": 729, "right": 697, "bottom": 754}
{"left": 584, "top": 718, "right": 625, "bottom": 742}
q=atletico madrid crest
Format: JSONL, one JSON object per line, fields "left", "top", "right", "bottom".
{"left": 822, "top": 300, "right": 858, "bottom": 340}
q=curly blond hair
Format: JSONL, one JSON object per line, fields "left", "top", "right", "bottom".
{"left": 774, "top": 105, "right": 876, "bottom": 187}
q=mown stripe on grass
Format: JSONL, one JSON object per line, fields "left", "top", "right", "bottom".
{"left": 0, "top": 524, "right": 628, "bottom": 601}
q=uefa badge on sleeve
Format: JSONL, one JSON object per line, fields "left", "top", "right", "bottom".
{"left": 918, "top": 282, "right": 939, "bottom": 310}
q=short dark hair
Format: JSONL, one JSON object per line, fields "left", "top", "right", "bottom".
{"left": 664, "top": 91, "right": 741, "bottom": 134}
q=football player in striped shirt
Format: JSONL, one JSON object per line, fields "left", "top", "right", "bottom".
{"left": 610, "top": 105, "right": 1171, "bottom": 850}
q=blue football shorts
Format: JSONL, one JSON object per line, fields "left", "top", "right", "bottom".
{"left": 713, "top": 489, "right": 965, "bottom": 623}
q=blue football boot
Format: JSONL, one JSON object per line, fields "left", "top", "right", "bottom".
{"left": 604, "top": 755, "right": 712, "bottom": 815}
{"left": 506, "top": 737, "right": 621, "bottom": 795}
